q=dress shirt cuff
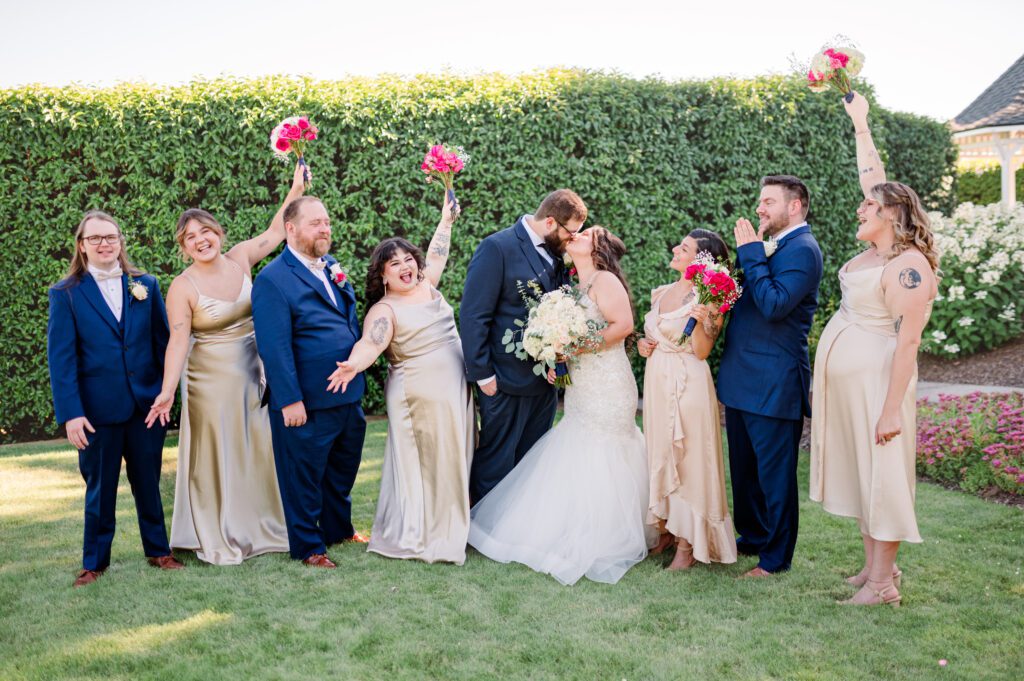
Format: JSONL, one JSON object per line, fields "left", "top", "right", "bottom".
{"left": 476, "top": 375, "right": 496, "bottom": 388}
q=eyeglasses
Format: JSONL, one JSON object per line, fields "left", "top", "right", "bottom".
{"left": 80, "top": 235, "right": 121, "bottom": 246}
{"left": 555, "top": 220, "right": 584, "bottom": 238}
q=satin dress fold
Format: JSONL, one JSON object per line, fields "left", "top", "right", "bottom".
{"left": 642, "top": 285, "right": 737, "bottom": 564}
{"left": 367, "top": 290, "right": 476, "bottom": 564}
{"left": 170, "top": 273, "right": 289, "bottom": 564}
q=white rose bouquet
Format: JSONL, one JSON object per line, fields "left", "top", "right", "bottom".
{"left": 502, "top": 281, "right": 606, "bottom": 387}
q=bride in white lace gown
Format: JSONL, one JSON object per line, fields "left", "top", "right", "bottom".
{"left": 468, "top": 226, "right": 655, "bottom": 585}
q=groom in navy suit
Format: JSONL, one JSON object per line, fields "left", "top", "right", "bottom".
{"left": 252, "top": 196, "right": 367, "bottom": 568}
{"left": 717, "top": 175, "right": 823, "bottom": 577}
{"left": 461, "top": 189, "right": 587, "bottom": 505}
{"left": 47, "top": 211, "right": 183, "bottom": 587}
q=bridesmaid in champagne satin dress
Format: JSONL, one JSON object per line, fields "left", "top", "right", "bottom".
{"left": 147, "top": 163, "right": 307, "bottom": 564}
{"left": 327, "top": 198, "right": 474, "bottom": 564}
{"left": 638, "top": 230, "right": 737, "bottom": 571}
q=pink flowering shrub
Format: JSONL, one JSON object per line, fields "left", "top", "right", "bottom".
{"left": 917, "top": 391, "right": 1024, "bottom": 496}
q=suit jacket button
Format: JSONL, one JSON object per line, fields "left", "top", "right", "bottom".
{"left": 123, "top": 345, "right": 129, "bottom": 351}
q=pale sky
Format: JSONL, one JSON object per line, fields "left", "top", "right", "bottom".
{"left": 3, "top": 0, "right": 1022, "bottom": 122}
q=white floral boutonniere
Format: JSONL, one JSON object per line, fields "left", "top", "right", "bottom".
{"left": 329, "top": 263, "right": 347, "bottom": 285}
{"left": 129, "top": 278, "right": 149, "bottom": 301}
{"left": 763, "top": 237, "right": 778, "bottom": 258}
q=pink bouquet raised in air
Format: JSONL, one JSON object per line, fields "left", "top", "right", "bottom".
{"left": 270, "top": 116, "right": 318, "bottom": 188}
{"left": 805, "top": 41, "right": 865, "bottom": 102}
{"left": 421, "top": 143, "right": 469, "bottom": 218}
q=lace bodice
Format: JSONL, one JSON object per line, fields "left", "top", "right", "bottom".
{"left": 563, "top": 290, "right": 639, "bottom": 435}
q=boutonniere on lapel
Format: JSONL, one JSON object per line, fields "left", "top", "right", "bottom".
{"left": 763, "top": 237, "right": 779, "bottom": 258}
{"left": 128, "top": 277, "right": 149, "bottom": 302}
{"left": 563, "top": 253, "right": 577, "bottom": 278}
{"left": 329, "top": 263, "right": 347, "bottom": 285}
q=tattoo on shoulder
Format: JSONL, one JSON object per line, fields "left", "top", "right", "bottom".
{"left": 898, "top": 268, "right": 922, "bottom": 290}
{"left": 894, "top": 315, "right": 903, "bottom": 334}
{"left": 370, "top": 317, "right": 390, "bottom": 345}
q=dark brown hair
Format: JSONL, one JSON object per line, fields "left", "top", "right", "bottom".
{"left": 364, "top": 237, "right": 426, "bottom": 307}
{"left": 174, "top": 208, "right": 226, "bottom": 259}
{"left": 60, "top": 210, "right": 144, "bottom": 285}
{"left": 687, "top": 228, "right": 732, "bottom": 269}
{"left": 761, "top": 175, "right": 810, "bottom": 218}
{"left": 535, "top": 189, "right": 588, "bottom": 226}
{"left": 870, "top": 181, "right": 941, "bottom": 274}
{"left": 588, "top": 226, "right": 634, "bottom": 314}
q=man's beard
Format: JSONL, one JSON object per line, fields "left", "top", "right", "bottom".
{"left": 760, "top": 211, "right": 789, "bottom": 237}
{"left": 299, "top": 234, "right": 331, "bottom": 258}
{"left": 543, "top": 231, "right": 566, "bottom": 256}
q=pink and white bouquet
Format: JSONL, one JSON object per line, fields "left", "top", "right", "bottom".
{"left": 503, "top": 282, "right": 605, "bottom": 387}
{"left": 421, "top": 143, "right": 469, "bottom": 218}
{"left": 680, "top": 251, "right": 742, "bottom": 339}
{"left": 270, "top": 116, "right": 319, "bottom": 188}
{"left": 805, "top": 41, "right": 865, "bottom": 102}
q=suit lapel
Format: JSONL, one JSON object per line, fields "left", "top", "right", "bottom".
{"left": 121, "top": 274, "right": 134, "bottom": 338}
{"left": 774, "top": 225, "right": 810, "bottom": 256}
{"left": 79, "top": 274, "right": 122, "bottom": 335}
{"left": 284, "top": 248, "right": 342, "bottom": 313}
{"left": 515, "top": 220, "right": 556, "bottom": 289}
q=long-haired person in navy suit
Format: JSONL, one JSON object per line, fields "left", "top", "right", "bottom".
{"left": 47, "top": 211, "right": 184, "bottom": 588}
{"left": 716, "top": 176, "right": 823, "bottom": 577}
{"left": 251, "top": 196, "right": 367, "bottom": 568}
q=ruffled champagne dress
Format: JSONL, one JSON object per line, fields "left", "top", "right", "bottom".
{"left": 170, "top": 271, "right": 289, "bottom": 564}
{"left": 367, "top": 289, "right": 476, "bottom": 564}
{"left": 810, "top": 263, "right": 930, "bottom": 543}
{"left": 642, "top": 285, "right": 737, "bottom": 564}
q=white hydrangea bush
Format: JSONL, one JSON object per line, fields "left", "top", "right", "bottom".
{"left": 923, "top": 202, "right": 1024, "bottom": 356}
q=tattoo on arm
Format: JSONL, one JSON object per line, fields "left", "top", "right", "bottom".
{"left": 898, "top": 268, "right": 922, "bottom": 289}
{"left": 894, "top": 315, "right": 903, "bottom": 334}
{"left": 859, "top": 166, "right": 875, "bottom": 176}
{"left": 370, "top": 317, "right": 390, "bottom": 346}
{"left": 173, "top": 322, "right": 184, "bottom": 331}
{"left": 258, "top": 239, "right": 268, "bottom": 248}
{"left": 430, "top": 230, "right": 451, "bottom": 257}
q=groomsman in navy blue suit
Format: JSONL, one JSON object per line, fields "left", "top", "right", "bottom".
{"left": 717, "top": 176, "right": 823, "bottom": 577}
{"left": 252, "top": 196, "right": 367, "bottom": 568}
{"left": 461, "top": 189, "right": 587, "bottom": 505}
{"left": 47, "top": 211, "right": 183, "bottom": 588}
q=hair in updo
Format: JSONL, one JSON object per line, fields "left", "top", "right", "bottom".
{"left": 364, "top": 237, "right": 426, "bottom": 307}
{"left": 869, "top": 181, "right": 941, "bottom": 274}
{"left": 686, "top": 228, "right": 731, "bottom": 268}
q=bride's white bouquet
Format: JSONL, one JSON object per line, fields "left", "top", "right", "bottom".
{"left": 502, "top": 281, "right": 606, "bottom": 387}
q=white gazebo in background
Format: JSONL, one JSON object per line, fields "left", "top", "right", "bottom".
{"left": 952, "top": 52, "right": 1024, "bottom": 208}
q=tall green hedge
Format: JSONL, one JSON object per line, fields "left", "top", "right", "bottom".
{"left": 957, "top": 164, "right": 1024, "bottom": 205}
{"left": 0, "top": 71, "right": 957, "bottom": 442}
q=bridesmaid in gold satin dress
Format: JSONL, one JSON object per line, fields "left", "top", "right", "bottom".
{"left": 146, "top": 163, "right": 307, "bottom": 565}
{"left": 327, "top": 197, "right": 474, "bottom": 564}
{"left": 809, "top": 92, "right": 938, "bottom": 607}
{"left": 638, "top": 229, "right": 737, "bottom": 571}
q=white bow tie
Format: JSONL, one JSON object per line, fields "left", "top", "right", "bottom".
{"left": 90, "top": 266, "right": 123, "bottom": 282}
{"left": 308, "top": 259, "right": 327, "bottom": 272}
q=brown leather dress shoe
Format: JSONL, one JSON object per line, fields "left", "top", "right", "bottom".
{"left": 741, "top": 566, "right": 774, "bottom": 578}
{"left": 147, "top": 555, "right": 185, "bottom": 570}
{"left": 345, "top": 532, "right": 370, "bottom": 544}
{"left": 73, "top": 569, "right": 104, "bottom": 587}
{"left": 302, "top": 553, "right": 337, "bottom": 568}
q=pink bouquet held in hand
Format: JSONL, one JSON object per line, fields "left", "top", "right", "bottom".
{"left": 680, "top": 250, "right": 742, "bottom": 340}
{"left": 421, "top": 143, "right": 469, "bottom": 219}
{"left": 270, "top": 116, "right": 318, "bottom": 188}
{"left": 806, "top": 41, "right": 865, "bottom": 103}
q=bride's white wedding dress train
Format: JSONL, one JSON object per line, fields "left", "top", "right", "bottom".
{"left": 468, "top": 290, "right": 653, "bottom": 585}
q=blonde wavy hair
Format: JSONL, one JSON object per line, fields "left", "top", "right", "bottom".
{"left": 870, "top": 181, "right": 941, "bottom": 275}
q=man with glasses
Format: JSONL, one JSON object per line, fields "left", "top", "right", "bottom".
{"left": 47, "top": 211, "right": 182, "bottom": 587}
{"left": 461, "top": 189, "right": 588, "bottom": 505}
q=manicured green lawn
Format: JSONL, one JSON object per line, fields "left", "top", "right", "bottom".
{"left": 1, "top": 422, "right": 1021, "bottom": 680}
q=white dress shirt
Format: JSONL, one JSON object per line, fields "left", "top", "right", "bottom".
{"left": 87, "top": 264, "right": 123, "bottom": 322}
{"left": 522, "top": 214, "right": 554, "bottom": 265}
{"left": 771, "top": 221, "right": 808, "bottom": 244}
{"left": 289, "top": 245, "right": 337, "bottom": 306}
